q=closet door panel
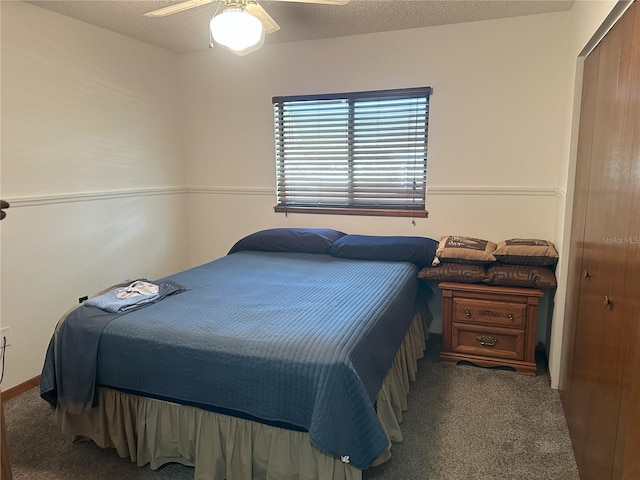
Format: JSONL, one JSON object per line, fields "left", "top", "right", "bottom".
{"left": 613, "top": 243, "right": 640, "bottom": 480}
{"left": 558, "top": 45, "right": 600, "bottom": 412}
{"left": 568, "top": 18, "right": 622, "bottom": 475}
{"left": 618, "top": 302, "right": 640, "bottom": 479}
{"left": 568, "top": 5, "right": 639, "bottom": 477}
{"left": 612, "top": 4, "right": 640, "bottom": 477}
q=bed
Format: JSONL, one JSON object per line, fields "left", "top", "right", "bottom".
{"left": 40, "top": 228, "right": 438, "bottom": 480}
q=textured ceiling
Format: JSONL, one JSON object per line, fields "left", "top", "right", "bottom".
{"left": 28, "top": 0, "right": 574, "bottom": 54}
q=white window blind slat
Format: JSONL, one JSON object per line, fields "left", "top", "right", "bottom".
{"left": 273, "top": 87, "right": 430, "bottom": 212}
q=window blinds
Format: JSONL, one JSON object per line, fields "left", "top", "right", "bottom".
{"left": 273, "top": 87, "right": 431, "bottom": 213}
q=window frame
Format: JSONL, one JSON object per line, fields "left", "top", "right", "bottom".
{"left": 272, "top": 86, "right": 431, "bottom": 218}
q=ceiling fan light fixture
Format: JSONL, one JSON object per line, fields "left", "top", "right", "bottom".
{"left": 210, "top": 6, "right": 264, "bottom": 53}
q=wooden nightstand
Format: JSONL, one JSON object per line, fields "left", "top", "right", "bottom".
{"left": 438, "top": 282, "right": 543, "bottom": 376}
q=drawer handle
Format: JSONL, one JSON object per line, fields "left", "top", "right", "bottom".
{"left": 507, "top": 314, "right": 514, "bottom": 320}
{"left": 477, "top": 335, "right": 498, "bottom": 347}
{"left": 464, "top": 309, "right": 471, "bottom": 317}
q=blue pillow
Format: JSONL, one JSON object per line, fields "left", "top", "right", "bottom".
{"left": 329, "top": 234, "right": 439, "bottom": 267}
{"left": 228, "top": 228, "right": 346, "bottom": 255}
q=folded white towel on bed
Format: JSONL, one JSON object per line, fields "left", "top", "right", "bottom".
{"left": 115, "top": 281, "right": 159, "bottom": 299}
{"left": 84, "top": 279, "right": 160, "bottom": 313}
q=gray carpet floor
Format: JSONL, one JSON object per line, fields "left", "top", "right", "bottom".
{"left": 4, "top": 339, "right": 579, "bottom": 479}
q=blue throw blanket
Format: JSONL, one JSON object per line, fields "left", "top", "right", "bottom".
{"left": 40, "top": 279, "right": 186, "bottom": 414}
{"left": 41, "top": 252, "right": 419, "bottom": 469}
{"left": 83, "top": 280, "right": 161, "bottom": 313}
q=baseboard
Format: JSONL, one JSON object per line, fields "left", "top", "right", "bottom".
{"left": 3, "top": 376, "right": 40, "bottom": 401}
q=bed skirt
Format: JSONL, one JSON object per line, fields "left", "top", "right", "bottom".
{"left": 55, "top": 306, "right": 432, "bottom": 480}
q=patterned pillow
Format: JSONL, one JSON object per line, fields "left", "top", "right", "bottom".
{"left": 435, "top": 236, "right": 497, "bottom": 265}
{"left": 493, "top": 238, "right": 559, "bottom": 266}
{"left": 483, "top": 264, "right": 557, "bottom": 288}
{"left": 417, "top": 263, "right": 487, "bottom": 283}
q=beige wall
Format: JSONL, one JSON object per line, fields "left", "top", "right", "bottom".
{"left": 0, "top": 0, "right": 625, "bottom": 390}
{"left": 181, "top": 12, "right": 570, "bottom": 347}
{"left": 0, "top": 2, "right": 190, "bottom": 389}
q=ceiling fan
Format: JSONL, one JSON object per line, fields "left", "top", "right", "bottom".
{"left": 144, "top": 0, "right": 350, "bottom": 55}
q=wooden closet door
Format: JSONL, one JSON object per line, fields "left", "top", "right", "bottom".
{"left": 558, "top": 37, "right": 600, "bottom": 412}
{"left": 612, "top": 4, "right": 640, "bottom": 477}
{"left": 618, "top": 300, "right": 640, "bottom": 479}
{"left": 566, "top": 3, "right": 640, "bottom": 479}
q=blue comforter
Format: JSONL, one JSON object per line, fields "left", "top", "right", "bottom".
{"left": 41, "top": 251, "right": 420, "bottom": 469}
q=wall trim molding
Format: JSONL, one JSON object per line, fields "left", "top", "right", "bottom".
{"left": 3, "top": 185, "right": 566, "bottom": 208}
{"left": 554, "top": 188, "right": 567, "bottom": 199}
{"left": 427, "top": 186, "right": 562, "bottom": 197}
{"left": 188, "top": 186, "right": 273, "bottom": 196}
{"left": 4, "top": 187, "right": 188, "bottom": 208}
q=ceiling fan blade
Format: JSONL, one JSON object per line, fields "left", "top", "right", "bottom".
{"left": 246, "top": 2, "right": 281, "bottom": 34}
{"left": 271, "top": 0, "right": 350, "bottom": 5}
{"left": 144, "top": 0, "right": 215, "bottom": 17}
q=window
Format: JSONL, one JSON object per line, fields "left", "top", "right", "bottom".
{"left": 272, "top": 86, "right": 431, "bottom": 217}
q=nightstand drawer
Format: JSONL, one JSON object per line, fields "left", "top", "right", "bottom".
{"left": 439, "top": 282, "right": 542, "bottom": 375}
{"left": 453, "top": 298, "right": 526, "bottom": 328}
{"left": 451, "top": 323, "right": 525, "bottom": 360}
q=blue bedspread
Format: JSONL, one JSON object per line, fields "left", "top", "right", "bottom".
{"left": 40, "top": 279, "right": 186, "bottom": 414}
{"left": 42, "top": 251, "right": 419, "bottom": 469}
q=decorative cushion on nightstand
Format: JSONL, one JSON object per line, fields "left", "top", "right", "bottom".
{"left": 483, "top": 264, "right": 557, "bottom": 288}
{"left": 435, "top": 236, "right": 497, "bottom": 265}
{"left": 493, "top": 238, "right": 559, "bottom": 266}
{"left": 418, "top": 263, "right": 488, "bottom": 283}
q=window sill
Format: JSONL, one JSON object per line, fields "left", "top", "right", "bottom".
{"left": 273, "top": 206, "right": 428, "bottom": 218}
